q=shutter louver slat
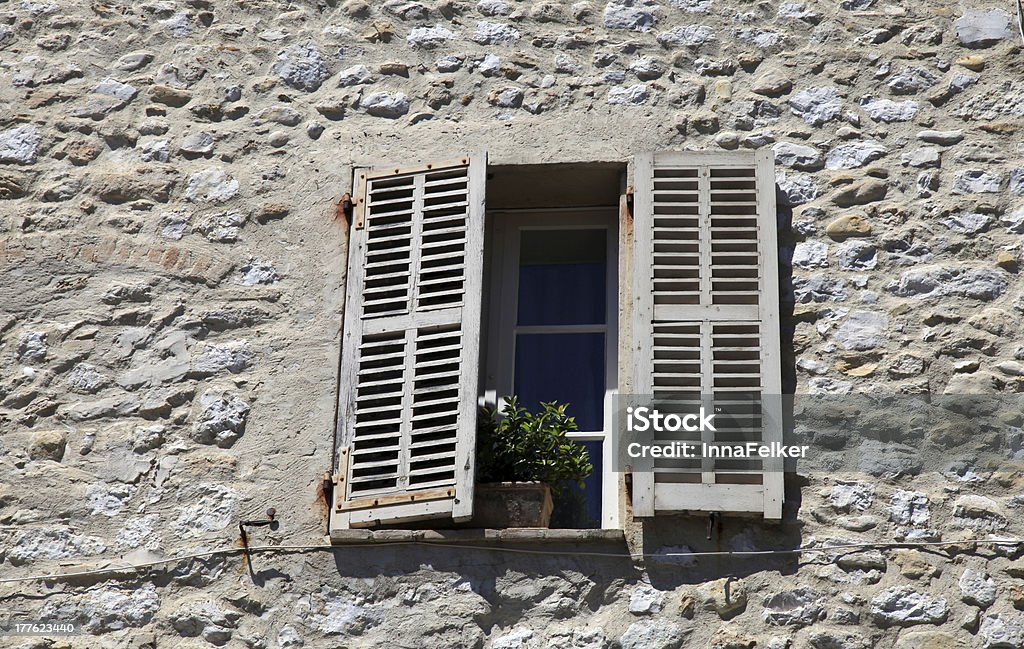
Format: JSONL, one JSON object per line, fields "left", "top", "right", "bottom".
{"left": 333, "top": 154, "right": 485, "bottom": 533}
{"left": 632, "top": 150, "right": 782, "bottom": 520}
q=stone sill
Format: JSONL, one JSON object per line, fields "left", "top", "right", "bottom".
{"left": 330, "top": 528, "right": 626, "bottom": 545}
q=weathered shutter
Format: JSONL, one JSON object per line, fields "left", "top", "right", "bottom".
{"left": 332, "top": 154, "right": 486, "bottom": 530}
{"left": 631, "top": 150, "right": 783, "bottom": 519}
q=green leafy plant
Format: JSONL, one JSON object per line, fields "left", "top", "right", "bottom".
{"left": 476, "top": 397, "right": 593, "bottom": 488}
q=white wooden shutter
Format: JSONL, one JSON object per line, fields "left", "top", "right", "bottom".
{"left": 631, "top": 150, "right": 783, "bottom": 520}
{"left": 332, "top": 154, "right": 486, "bottom": 530}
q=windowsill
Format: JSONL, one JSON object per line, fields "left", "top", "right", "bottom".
{"left": 330, "top": 528, "right": 626, "bottom": 545}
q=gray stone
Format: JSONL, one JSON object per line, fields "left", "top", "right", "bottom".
{"left": 763, "top": 587, "right": 826, "bottom": 627}
{"left": 870, "top": 586, "right": 948, "bottom": 627}
{"left": 194, "top": 210, "right": 246, "bottom": 243}
{"left": 890, "top": 266, "right": 1007, "bottom": 301}
{"left": 953, "top": 170, "right": 1001, "bottom": 194}
{"left": 382, "top": 0, "right": 429, "bottom": 19}
{"left": 917, "top": 129, "right": 963, "bottom": 145}
{"left": 862, "top": 98, "right": 918, "bottom": 122}
{"left": 1009, "top": 168, "right": 1024, "bottom": 195}
{"left": 608, "top": 84, "right": 649, "bottom": 105}
{"left": 890, "top": 490, "right": 929, "bottom": 525}
{"left": 490, "top": 86, "right": 524, "bottom": 108}
{"left": 603, "top": 1, "right": 656, "bottom": 32}
{"left": 669, "top": 0, "right": 711, "bottom": 12}
{"left": 362, "top": 92, "right": 410, "bottom": 118}
{"left": 778, "top": 2, "right": 820, "bottom": 21}
{"left": 826, "top": 141, "right": 887, "bottom": 170}
{"left": 959, "top": 569, "right": 997, "bottom": 608}
{"left": 239, "top": 257, "right": 279, "bottom": 285}
{"left": 956, "top": 10, "right": 1014, "bottom": 48}
{"left": 0, "top": 125, "right": 42, "bottom": 165}
{"left": 273, "top": 42, "right": 330, "bottom": 91}
{"left": 628, "top": 585, "right": 665, "bottom": 615}
{"left": 141, "top": 139, "right": 170, "bottom": 163}
{"left": 837, "top": 241, "right": 876, "bottom": 270}
{"left": 808, "top": 377, "right": 854, "bottom": 394}
{"left": 473, "top": 21, "right": 521, "bottom": 44}
{"left": 775, "top": 172, "right": 818, "bottom": 206}
{"left": 9, "top": 527, "right": 106, "bottom": 564}
{"left": 133, "top": 425, "right": 165, "bottom": 453}
{"left": 903, "top": 147, "right": 940, "bottom": 168}
{"left": 338, "top": 64, "right": 374, "bottom": 86}
{"left": 830, "top": 481, "right": 875, "bottom": 512}
{"left": 736, "top": 28, "right": 784, "bottom": 50}
{"left": 42, "top": 585, "right": 159, "bottom": 633}
{"left": 407, "top": 26, "right": 456, "bottom": 49}
{"left": 657, "top": 25, "right": 715, "bottom": 47}
{"left": 192, "top": 390, "right": 250, "bottom": 447}
{"left": 179, "top": 132, "right": 215, "bottom": 155}
{"left": 66, "top": 363, "right": 111, "bottom": 394}
{"left": 940, "top": 212, "right": 993, "bottom": 234}
{"left": 980, "top": 614, "right": 1024, "bottom": 648}
{"left": 841, "top": 0, "right": 874, "bottom": 8}
{"left": 185, "top": 168, "right": 239, "bottom": 203}
{"left": 114, "top": 51, "right": 154, "bottom": 72}
{"left": 436, "top": 55, "right": 464, "bottom": 72}
{"left": 629, "top": 56, "right": 665, "bottom": 80}
{"left": 478, "top": 53, "right": 503, "bottom": 76}
{"left": 953, "top": 495, "right": 1006, "bottom": 531}
{"left": 620, "top": 620, "right": 688, "bottom": 649}
{"left": 789, "top": 87, "right": 842, "bottom": 125}
{"left": 794, "top": 276, "right": 847, "bottom": 302}
{"left": 773, "top": 142, "right": 824, "bottom": 171}
{"left": 478, "top": 0, "right": 511, "bottom": 16}
{"left": 17, "top": 331, "right": 47, "bottom": 362}
{"left": 792, "top": 241, "right": 828, "bottom": 269}
{"left": 887, "top": 67, "right": 940, "bottom": 95}
{"left": 859, "top": 440, "right": 923, "bottom": 478}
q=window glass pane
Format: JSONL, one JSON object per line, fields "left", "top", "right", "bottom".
{"left": 550, "top": 440, "right": 603, "bottom": 529}
{"left": 517, "top": 229, "right": 606, "bottom": 326}
{"left": 514, "top": 332, "right": 604, "bottom": 431}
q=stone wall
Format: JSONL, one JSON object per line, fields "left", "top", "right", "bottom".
{"left": 2, "top": 0, "right": 1024, "bottom": 647}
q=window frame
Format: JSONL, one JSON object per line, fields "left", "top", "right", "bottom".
{"left": 482, "top": 208, "right": 621, "bottom": 529}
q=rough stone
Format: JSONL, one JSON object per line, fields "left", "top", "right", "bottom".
{"left": 695, "top": 578, "right": 748, "bottom": 618}
{"left": 763, "top": 587, "right": 826, "bottom": 627}
{"left": 473, "top": 21, "right": 521, "bottom": 44}
{"left": 773, "top": 142, "right": 823, "bottom": 171}
{"left": 830, "top": 481, "right": 875, "bottom": 512}
{"left": 952, "top": 170, "right": 1002, "bottom": 195}
{"left": 273, "top": 42, "right": 330, "bottom": 91}
{"left": 831, "top": 180, "right": 887, "bottom": 207}
{"left": 956, "top": 10, "right": 1014, "bottom": 48}
{"left": 185, "top": 168, "right": 239, "bottom": 203}
{"left": 835, "top": 311, "right": 887, "bottom": 351}
{"left": 657, "top": 25, "right": 716, "bottom": 47}
{"left": 862, "top": 99, "right": 918, "bottom": 122}
{"left": 17, "top": 331, "right": 47, "bottom": 362}
{"left": 792, "top": 241, "right": 828, "bottom": 269}
{"left": 408, "top": 26, "right": 455, "bottom": 49}
{"left": 826, "top": 142, "right": 887, "bottom": 170}
{"left": 29, "top": 429, "right": 67, "bottom": 461}
{"left": 870, "top": 587, "right": 948, "bottom": 627}
{"left": 890, "top": 491, "right": 930, "bottom": 526}
{"left": 0, "top": 125, "right": 42, "bottom": 165}
{"left": 192, "top": 390, "right": 251, "bottom": 447}
{"left": 889, "top": 266, "right": 1007, "bottom": 301}
{"left": 604, "top": 2, "right": 656, "bottom": 32}
{"left": 789, "top": 87, "right": 842, "bottom": 125}
{"left": 620, "top": 620, "right": 689, "bottom": 649}
{"left": 959, "top": 569, "right": 997, "bottom": 608}
{"left": 362, "top": 92, "right": 411, "bottom": 118}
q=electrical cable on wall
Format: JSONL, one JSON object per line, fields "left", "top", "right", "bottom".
{"left": 1, "top": 537, "right": 1022, "bottom": 587}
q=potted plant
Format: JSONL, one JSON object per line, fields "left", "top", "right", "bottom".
{"left": 473, "top": 397, "right": 593, "bottom": 528}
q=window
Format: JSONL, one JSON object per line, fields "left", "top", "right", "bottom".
{"left": 330, "top": 151, "right": 781, "bottom": 534}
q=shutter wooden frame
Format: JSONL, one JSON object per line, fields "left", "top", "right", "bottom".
{"left": 631, "top": 149, "right": 783, "bottom": 520}
{"left": 331, "top": 153, "right": 486, "bottom": 532}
